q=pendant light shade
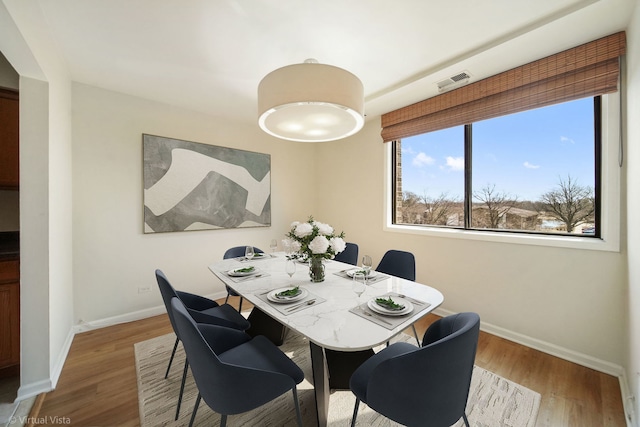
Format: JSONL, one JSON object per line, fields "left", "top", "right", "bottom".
{"left": 258, "top": 59, "right": 364, "bottom": 142}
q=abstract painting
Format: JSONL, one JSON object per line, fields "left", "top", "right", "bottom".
{"left": 143, "top": 134, "right": 271, "bottom": 233}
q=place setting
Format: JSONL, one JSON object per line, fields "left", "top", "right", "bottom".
{"left": 337, "top": 267, "right": 388, "bottom": 284}
{"left": 255, "top": 284, "right": 325, "bottom": 315}
{"left": 334, "top": 255, "right": 388, "bottom": 284}
{"left": 251, "top": 256, "right": 324, "bottom": 314}
{"left": 236, "top": 246, "right": 275, "bottom": 262}
{"left": 223, "top": 265, "right": 269, "bottom": 283}
{"left": 350, "top": 292, "right": 429, "bottom": 329}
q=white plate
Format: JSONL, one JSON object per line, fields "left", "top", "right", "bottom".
{"left": 367, "top": 297, "right": 413, "bottom": 316}
{"left": 227, "top": 266, "right": 257, "bottom": 277}
{"left": 345, "top": 268, "right": 377, "bottom": 278}
{"left": 267, "top": 287, "right": 309, "bottom": 304}
{"left": 250, "top": 253, "right": 266, "bottom": 259}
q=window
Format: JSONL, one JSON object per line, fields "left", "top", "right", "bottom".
{"left": 393, "top": 96, "right": 600, "bottom": 237}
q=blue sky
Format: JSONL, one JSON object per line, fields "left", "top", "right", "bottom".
{"left": 400, "top": 97, "right": 595, "bottom": 202}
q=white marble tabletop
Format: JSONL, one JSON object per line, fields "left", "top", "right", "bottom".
{"left": 208, "top": 252, "right": 444, "bottom": 351}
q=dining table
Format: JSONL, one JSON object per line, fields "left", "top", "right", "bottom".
{"left": 208, "top": 252, "right": 444, "bottom": 427}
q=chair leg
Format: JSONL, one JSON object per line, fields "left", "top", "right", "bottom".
{"left": 238, "top": 296, "right": 243, "bottom": 313}
{"left": 411, "top": 324, "right": 420, "bottom": 346}
{"left": 462, "top": 412, "right": 470, "bottom": 427}
{"left": 165, "top": 337, "right": 179, "bottom": 379}
{"left": 220, "top": 414, "right": 228, "bottom": 427}
{"left": 292, "top": 387, "right": 303, "bottom": 427}
{"left": 350, "top": 398, "right": 361, "bottom": 427}
{"left": 224, "top": 292, "right": 230, "bottom": 305}
{"left": 188, "top": 393, "right": 201, "bottom": 427}
{"left": 175, "top": 359, "right": 189, "bottom": 420}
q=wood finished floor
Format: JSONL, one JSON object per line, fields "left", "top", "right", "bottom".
{"left": 29, "top": 297, "right": 626, "bottom": 427}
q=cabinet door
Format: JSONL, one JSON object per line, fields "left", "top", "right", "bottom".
{"left": 0, "top": 282, "right": 19, "bottom": 368}
{"left": 0, "top": 89, "right": 19, "bottom": 189}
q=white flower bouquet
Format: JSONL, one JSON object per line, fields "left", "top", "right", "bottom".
{"left": 285, "top": 216, "right": 346, "bottom": 261}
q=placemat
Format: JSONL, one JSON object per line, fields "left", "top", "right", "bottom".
{"left": 234, "top": 253, "right": 276, "bottom": 262}
{"left": 255, "top": 285, "right": 326, "bottom": 315}
{"left": 332, "top": 269, "right": 389, "bottom": 284}
{"left": 220, "top": 268, "right": 271, "bottom": 283}
{"left": 349, "top": 293, "right": 431, "bottom": 330}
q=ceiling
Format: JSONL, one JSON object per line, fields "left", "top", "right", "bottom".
{"left": 4, "top": 0, "right": 636, "bottom": 127}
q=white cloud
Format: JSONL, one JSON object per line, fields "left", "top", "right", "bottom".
{"left": 560, "top": 136, "right": 575, "bottom": 144}
{"left": 402, "top": 146, "right": 416, "bottom": 154}
{"left": 523, "top": 161, "right": 540, "bottom": 169}
{"left": 445, "top": 156, "right": 464, "bottom": 171}
{"left": 412, "top": 152, "right": 435, "bottom": 167}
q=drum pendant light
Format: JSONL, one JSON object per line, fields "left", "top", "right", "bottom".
{"left": 258, "top": 59, "right": 364, "bottom": 142}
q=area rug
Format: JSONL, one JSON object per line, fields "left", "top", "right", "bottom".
{"left": 135, "top": 332, "right": 540, "bottom": 426}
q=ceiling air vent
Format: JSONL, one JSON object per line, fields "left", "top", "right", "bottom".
{"left": 436, "top": 71, "right": 471, "bottom": 93}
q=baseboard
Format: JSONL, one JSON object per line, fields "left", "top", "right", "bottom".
{"left": 15, "top": 291, "right": 238, "bottom": 408}
{"left": 16, "top": 378, "right": 51, "bottom": 401}
{"left": 618, "top": 374, "right": 637, "bottom": 427}
{"left": 72, "top": 291, "right": 227, "bottom": 333}
{"left": 50, "top": 328, "right": 75, "bottom": 389}
{"left": 432, "top": 307, "right": 625, "bottom": 376}
{"left": 433, "top": 306, "right": 635, "bottom": 426}
{"left": 15, "top": 329, "right": 74, "bottom": 402}
{"left": 73, "top": 305, "right": 167, "bottom": 333}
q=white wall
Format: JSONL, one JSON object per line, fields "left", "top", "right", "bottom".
{"left": 625, "top": 0, "right": 640, "bottom": 423}
{"left": 1, "top": 0, "right": 75, "bottom": 398}
{"left": 18, "top": 76, "right": 51, "bottom": 393}
{"left": 71, "top": 83, "right": 318, "bottom": 323}
{"left": 315, "top": 118, "right": 627, "bottom": 370}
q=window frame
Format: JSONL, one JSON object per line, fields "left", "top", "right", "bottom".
{"left": 384, "top": 92, "right": 621, "bottom": 253}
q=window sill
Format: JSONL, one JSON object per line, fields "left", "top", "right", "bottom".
{"left": 384, "top": 223, "right": 620, "bottom": 253}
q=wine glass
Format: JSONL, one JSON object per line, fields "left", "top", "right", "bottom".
{"left": 270, "top": 239, "right": 278, "bottom": 253}
{"left": 282, "top": 239, "right": 292, "bottom": 257}
{"left": 285, "top": 259, "right": 296, "bottom": 282}
{"left": 245, "top": 246, "right": 255, "bottom": 261}
{"left": 352, "top": 272, "right": 366, "bottom": 301}
{"left": 362, "top": 255, "right": 373, "bottom": 283}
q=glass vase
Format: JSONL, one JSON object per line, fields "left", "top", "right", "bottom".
{"left": 308, "top": 257, "right": 325, "bottom": 282}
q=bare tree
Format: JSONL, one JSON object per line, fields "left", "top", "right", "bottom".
{"left": 472, "top": 184, "right": 518, "bottom": 228}
{"left": 539, "top": 175, "right": 594, "bottom": 233}
{"left": 419, "top": 191, "right": 459, "bottom": 225}
{"left": 399, "top": 191, "right": 423, "bottom": 224}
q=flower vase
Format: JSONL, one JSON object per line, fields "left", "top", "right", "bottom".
{"left": 308, "top": 257, "right": 325, "bottom": 282}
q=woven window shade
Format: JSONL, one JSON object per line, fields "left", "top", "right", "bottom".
{"left": 381, "top": 31, "right": 626, "bottom": 142}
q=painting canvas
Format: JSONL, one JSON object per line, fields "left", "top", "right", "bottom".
{"left": 143, "top": 134, "right": 271, "bottom": 233}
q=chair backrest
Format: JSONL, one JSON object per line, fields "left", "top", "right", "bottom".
{"left": 367, "top": 312, "right": 480, "bottom": 427}
{"left": 170, "top": 298, "right": 295, "bottom": 415}
{"left": 155, "top": 269, "right": 181, "bottom": 332}
{"left": 375, "top": 249, "right": 416, "bottom": 281}
{"left": 333, "top": 242, "right": 358, "bottom": 265}
{"left": 223, "top": 246, "right": 265, "bottom": 259}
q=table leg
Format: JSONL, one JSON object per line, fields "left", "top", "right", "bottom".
{"left": 309, "top": 341, "right": 329, "bottom": 427}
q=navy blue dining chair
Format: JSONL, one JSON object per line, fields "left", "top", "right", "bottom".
{"left": 155, "top": 269, "right": 250, "bottom": 420}
{"left": 375, "top": 249, "right": 416, "bottom": 281}
{"left": 223, "top": 246, "right": 264, "bottom": 312}
{"left": 170, "top": 297, "right": 304, "bottom": 427}
{"left": 349, "top": 312, "right": 481, "bottom": 427}
{"left": 333, "top": 242, "right": 359, "bottom": 265}
{"left": 224, "top": 246, "right": 287, "bottom": 345}
{"left": 376, "top": 249, "right": 419, "bottom": 344}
